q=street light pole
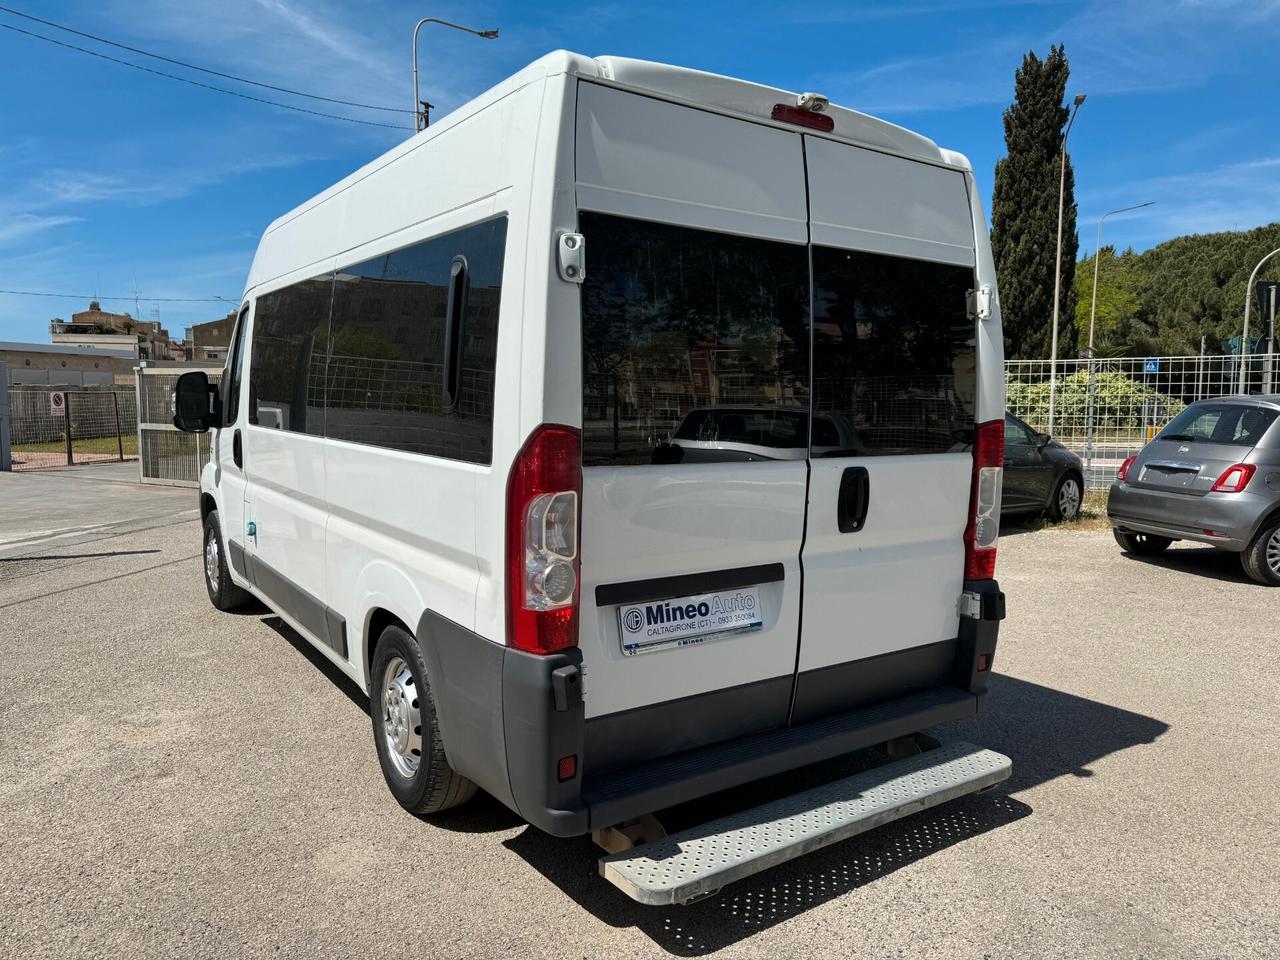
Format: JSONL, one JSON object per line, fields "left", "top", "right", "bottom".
{"left": 1088, "top": 201, "right": 1155, "bottom": 356}
{"left": 1238, "top": 246, "right": 1280, "bottom": 394}
{"left": 1084, "top": 200, "right": 1154, "bottom": 482}
{"left": 1047, "top": 92, "right": 1086, "bottom": 436}
{"left": 412, "top": 17, "right": 499, "bottom": 133}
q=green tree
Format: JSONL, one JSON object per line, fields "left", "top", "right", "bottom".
{"left": 991, "top": 44, "right": 1079, "bottom": 360}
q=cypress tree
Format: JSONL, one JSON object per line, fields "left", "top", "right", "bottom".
{"left": 991, "top": 45, "right": 1079, "bottom": 360}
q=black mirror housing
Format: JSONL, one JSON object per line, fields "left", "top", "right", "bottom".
{"left": 173, "top": 371, "right": 218, "bottom": 433}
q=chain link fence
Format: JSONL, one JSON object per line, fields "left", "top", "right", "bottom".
{"left": 5, "top": 384, "right": 138, "bottom": 471}
{"left": 137, "top": 367, "right": 222, "bottom": 486}
{"left": 1006, "top": 352, "right": 1277, "bottom": 488}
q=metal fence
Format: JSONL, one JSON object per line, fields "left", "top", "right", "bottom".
{"left": 1006, "top": 352, "right": 1276, "bottom": 489}
{"left": 5, "top": 384, "right": 138, "bottom": 471}
{"left": 137, "top": 367, "right": 222, "bottom": 486}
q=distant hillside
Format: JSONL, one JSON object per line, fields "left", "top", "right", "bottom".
{"left": 1072, "top": 222, "right": 1280, "bottom": 357}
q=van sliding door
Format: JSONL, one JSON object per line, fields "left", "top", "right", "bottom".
{"left": 793, "top": 136, "right": 979, "bottom": 723}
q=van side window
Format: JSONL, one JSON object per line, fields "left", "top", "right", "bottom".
{"left": 248, "top": 278, "right": 332, "bottom": 436}
{"left": 580, "top": 211, "right": 810, "bottom": 467}
{"left": 222, "top": 306, "right": 249, "bottom": 426}
{"left": 324, "top": 217, "right": 507, "bottom": 465}
{"left": 812, "top": 247, "right": 977, "bottom": 455}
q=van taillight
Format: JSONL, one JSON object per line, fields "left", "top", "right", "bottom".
{"left": 1117, "top": 455, "right": 1136, "bottom": 482}
{"left": 771, "top": 104, "right": 835, "bottom": 132}
{"left": 506, "top": 425, "right": 582, "bottom": 655}
{"left": 964, "top": 419, "right": 1004, "bottom": 581}
{"left": 1210, "top": 463, "right": 1255, "bottom": 493}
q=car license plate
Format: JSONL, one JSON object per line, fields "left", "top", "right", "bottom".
{"left": 618, "top": 585, "right": 763, "bottom": 656}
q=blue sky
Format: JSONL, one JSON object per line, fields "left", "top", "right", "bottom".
{"left": 1, "top": 0, "right": 1278, "bottom": 342}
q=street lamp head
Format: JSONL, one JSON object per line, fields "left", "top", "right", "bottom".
{"left": 478, "top": 29, "right": 499, "bottom": 39}
{"left": 1073, "top": 93, "right": 1087, "bottom": 107}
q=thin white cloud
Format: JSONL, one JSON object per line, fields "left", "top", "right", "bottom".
{"left": 0, "top": 214, "right": 82, "bottom": 246}
{"left": 817, "top": 0, "right": 1280, "bottom": 115}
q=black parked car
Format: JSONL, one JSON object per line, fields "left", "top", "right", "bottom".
{"left": 1002, "top": 412, "right": 1085, "bottom": 521}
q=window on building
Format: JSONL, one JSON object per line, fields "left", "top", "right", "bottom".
{"left": 324, "top": 217, "right": 507, "bottom": 464}
{"left": 579, "top": 211, "right": 810, "bottom": 466}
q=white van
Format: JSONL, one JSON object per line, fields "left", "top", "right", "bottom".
{"left": 174, "top": 51, "right": 1010, "bottom": 905}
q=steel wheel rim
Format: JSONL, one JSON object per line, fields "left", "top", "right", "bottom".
{"left": 1266, "top": 529, "right": 1280, "bottom": 577}
{"left": 204, "top": 529, "right": 220, "bottom": 592}
{"left": 1059, "top": 478, "right": 1081, "bottom": 519}
{"left": 381, "top": 656, "right": 423, "bottom": 780}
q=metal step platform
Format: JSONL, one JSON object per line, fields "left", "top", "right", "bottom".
{"left": 599, "top": 740, "right": 1011, "bottom": 906}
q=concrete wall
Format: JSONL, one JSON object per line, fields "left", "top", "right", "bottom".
{"left": 0, "top": 349, "right": 136, "bottom": 386}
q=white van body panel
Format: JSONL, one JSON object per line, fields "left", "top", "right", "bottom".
{"left": 804, "top": 137, "right": 975, "bottom": 267}
{"left": 575, "top": 82, "right": 809, "bottom": 243}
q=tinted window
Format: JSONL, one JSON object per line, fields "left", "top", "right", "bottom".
{"left": 222, "top": 307, "right": 249, "bottom": 427}
{"left": 580, "top": 212, "right": 810, "bottom": 466}
{"left": 1004, "top": 414, "right": 1035, "bottom": 446}
{"left": 323, "top": 219, "right": 506, "bottom": 464}
{"left": 1160, "top": 403, "right": 1278, "bottom": 446}
{"left": 812, "top": 247, "right": 976, "bottom": 456}
{"left": 248, "top": 278, "right": 332, "bottom": 435}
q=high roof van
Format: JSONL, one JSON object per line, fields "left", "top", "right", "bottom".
{"left": 174, "top": 51, "right": 1011, "bottom": 905}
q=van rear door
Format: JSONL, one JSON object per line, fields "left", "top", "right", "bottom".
{"left": 574, "top": 83, "right": 810, "bottom": 773}
{"left": 793, "top": 137, "right": 979, "bottom": 723}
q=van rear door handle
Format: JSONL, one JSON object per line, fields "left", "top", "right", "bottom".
{"left": 837, "top": 466, "right": 870, "bottom": 533}
{"left": 233, "top": 428, "right": 243, "bottom": 469}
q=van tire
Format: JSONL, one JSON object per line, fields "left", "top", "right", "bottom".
{"left": 1113, "top": 529, "right": 1172, "bottom": 555}
{"left": 203, "top": 511, "right": 252, "bottom": 611}
{"left": 1241, "top": 520, "right": 1280, "bottom": 586}
{"left": 370, "top": 624, "right": 477, "bottom": 815}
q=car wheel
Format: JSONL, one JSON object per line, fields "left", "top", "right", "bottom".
{"left": 370, "top": 624, "right": 477, "bottom": 815}
{"left": 1048, "top": 474, "right": 1083, "bottom": 522}
{"left": 1113, "top": 529, "right": 1173, "bottom": 555}
{"left": 1241, "top": 519, "right": 1280, "bottom": 586}
{"left": 203, "top": 511, "right": 252, "bottom": 611}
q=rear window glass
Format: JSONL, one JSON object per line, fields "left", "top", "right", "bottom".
{"left": 812, "top": 247, "right": 977, "bottom": 456}
{"left": 1159, "top": 403, "right": 1278, "bottom": 446}
{"left": 580, "top": 211, "right": 810, "bottom": 466}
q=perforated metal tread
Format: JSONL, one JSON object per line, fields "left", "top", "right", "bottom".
{"left": 599, "top": 740, "right": 1011, "bottom": 906}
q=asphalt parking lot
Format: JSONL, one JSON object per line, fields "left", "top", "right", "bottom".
{"left": 2, "top": 466, "right": 1277, "bottom": 959}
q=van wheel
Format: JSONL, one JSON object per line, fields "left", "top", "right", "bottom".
{"left": 1048, "top": 474, "right": 1083, "bottom": 522}
{"left": 370, "top": 624, "right": 477, "bottom": 815}
{"left": 203, "top": 511, "right": 251, "bottom": 611}
{"left": 1113, "top": 529, "right": 1172, "bottom": 555}
{"left": 1241, "top": 520, "right": 1280, "bottom": 586}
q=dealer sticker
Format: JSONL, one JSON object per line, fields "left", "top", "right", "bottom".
{"left": 618, "top": 586, "right": 763, "bottom": 656}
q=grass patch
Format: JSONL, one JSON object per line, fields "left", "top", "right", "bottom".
{"left": 13, "top": 434, "right": 139, "bottom": 457}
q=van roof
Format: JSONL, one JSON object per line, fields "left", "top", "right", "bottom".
{"left": 259, "top": 51, "right": 966, "bottom": 240}
{"left": 246, "top": 52, "right": 973, "bottom": 296}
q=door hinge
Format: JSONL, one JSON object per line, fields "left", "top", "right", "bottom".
{"left": 967, "top": 284, "right": 995, "bottom": 321}
{"left": 958, "top": 590, "right": 982, "bottom": 619}
{"left": 557, "top": 232, "right": 585, "bottom": 283}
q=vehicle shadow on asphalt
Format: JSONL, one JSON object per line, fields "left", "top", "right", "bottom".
{"left": 505, "top": 674, "right": 1169, "bottom": 955}
{"left": 1118, "top": 544, "right": 1255, "bottom": 585}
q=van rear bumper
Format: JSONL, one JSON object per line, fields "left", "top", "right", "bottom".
{"left": 418, "top": 578, "right": 1002, "bottom": 839}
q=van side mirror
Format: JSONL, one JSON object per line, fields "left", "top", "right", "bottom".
{"left": 173, "top": 371, "right": 219, "bottom": 433}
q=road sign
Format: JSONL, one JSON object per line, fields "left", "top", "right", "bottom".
{"left": 49, "top": 391, "right": 66, "bottom": 416}
{"left": 1143, "top": 357, "right": 1160, "bottom": 375}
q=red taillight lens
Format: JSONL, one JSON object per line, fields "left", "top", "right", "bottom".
{"left": 964, "top": 419, "right": 1004, "bottom": 581}
{"left": 771, "top": 104, "right": 835, "bottom": 132}
{"left": 1211, "top": 463, "right": 1256, "bottom": 493}
{"left": 1117, "top": 455, "right": 1136, "bottom": 482}
{"left": 506, "top": 425, "right": 582, "bottom": 655}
